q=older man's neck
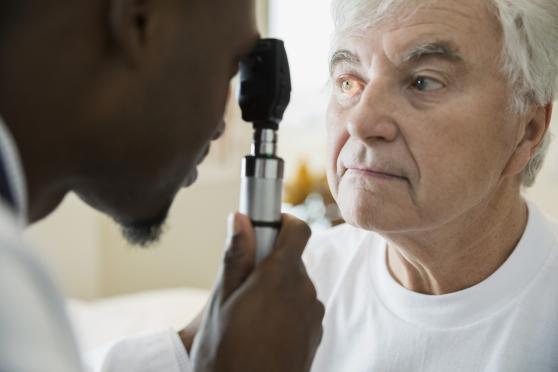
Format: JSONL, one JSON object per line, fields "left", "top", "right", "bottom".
{"left": 385, "top": 190, "right": 528, "bottom": 295}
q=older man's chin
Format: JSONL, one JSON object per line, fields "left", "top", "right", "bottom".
{"left": 337, "top": 195, "right": 411, "bottom": 234}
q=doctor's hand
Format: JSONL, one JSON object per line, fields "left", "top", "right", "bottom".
{"left": 189, "top": 213, "right": 324, "bottom": 372}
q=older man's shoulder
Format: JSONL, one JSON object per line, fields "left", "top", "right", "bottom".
{"left": 540, "top": 211, "right": 558, "bottom": 268}
{"left": 533, "top": 204, "right": 558, "bottom": 250}
{"left": 545, "top": 213, "right": 558, "bottom": 238}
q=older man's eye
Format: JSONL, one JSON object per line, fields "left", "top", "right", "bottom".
{"left": 337, "top": 76, "right": 363, "bottom": 97}
{"left": 412, "top": 77, "right": 444, "bottom": 92}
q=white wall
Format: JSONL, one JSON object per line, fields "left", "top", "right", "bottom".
{"left": 26, "top": 195, "right": 103, "bottom": 299}
{"left": 97, "top": 166, "right": 242, "bottom": 296}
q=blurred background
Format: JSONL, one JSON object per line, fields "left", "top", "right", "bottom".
{"left": 25, "top": 0, "right": 558, "bottom": 304}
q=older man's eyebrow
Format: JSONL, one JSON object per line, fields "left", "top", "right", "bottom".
{"left": 329, "top": 50, "right": 361, "bottom": 76}
{"left": 401, "top": 41, "right": 464, "bottom": 65}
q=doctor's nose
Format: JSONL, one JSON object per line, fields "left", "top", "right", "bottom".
{"left": 346, "top": 81, "right": 399, "bottom": 144}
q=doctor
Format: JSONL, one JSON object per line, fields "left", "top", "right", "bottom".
{"left": 0, "top": 0, "right": 324, "bottom": 371}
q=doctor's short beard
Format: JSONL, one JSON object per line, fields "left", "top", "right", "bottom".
{"left": 118, "top": 212, "right": 168, "bottom": 248}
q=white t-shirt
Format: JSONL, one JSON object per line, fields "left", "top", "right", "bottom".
{"left": 304, "top": 202, "right": 558, "bottom": 372}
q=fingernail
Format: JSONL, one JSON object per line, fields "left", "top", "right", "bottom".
{"left": 227, "top": 213, "right": 241, "bottom": 239}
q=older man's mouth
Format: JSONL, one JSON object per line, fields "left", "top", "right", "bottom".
{"left": 344, "top": 166, "right": 406, "bottom": 181}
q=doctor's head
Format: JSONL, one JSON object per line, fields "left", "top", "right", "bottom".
{"left": 326, "top": 0, "right": 558, "bottom": 234}
{"left": 0, "top": 0, "right": 258, "bottom": 244}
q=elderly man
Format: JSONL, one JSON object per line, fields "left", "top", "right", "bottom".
{"left": 304, "top": 0, "right": 558, "bottom": 371}
{"left": 0, "top": 0, "right": 323, "bottom": 371}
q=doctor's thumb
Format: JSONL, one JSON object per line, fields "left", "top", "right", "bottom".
{"left": 220, "top": 212, "right": 256, "bottom": 302}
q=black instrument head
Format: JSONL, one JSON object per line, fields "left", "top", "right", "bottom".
{"left": 238, "top": 38, "right": 291, "bottom": 131}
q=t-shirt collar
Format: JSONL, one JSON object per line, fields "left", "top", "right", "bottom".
{"left": 369, "top": 201, "right": 557, "bottom": 328}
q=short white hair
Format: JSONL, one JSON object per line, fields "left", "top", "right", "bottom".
{"left": 331, "top": 0, "right": 558, "bottom": 187}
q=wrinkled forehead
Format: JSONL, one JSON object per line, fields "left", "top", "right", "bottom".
{"left": 331, "top": 0, "right": 496, "bottom": 39}
{"left": 332, "top": 0, "right": 411, "bottom": 35}
{"left": 330, "top": 0, "right": 501, "bottom": 65}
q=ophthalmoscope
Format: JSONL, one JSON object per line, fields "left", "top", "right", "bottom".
{"left": 237, "top": 38, "right": 291, "bottom": 263}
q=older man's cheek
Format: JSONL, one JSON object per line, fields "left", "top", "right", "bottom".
{"left": 325, "top": 138, "right": 340, "bottom": 200}
{"left": 326, "top": 111, "right": 346, "bottom": 198}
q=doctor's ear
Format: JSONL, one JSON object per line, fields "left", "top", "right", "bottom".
{"left": 108, "top": 0, "right": 149, "bottom": 65}
{"left": 502, "top": 103, "right": 553, "bottom": 179}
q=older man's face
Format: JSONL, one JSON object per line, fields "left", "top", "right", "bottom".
{"left": 327, "top": 0, "right": 526, "bottom": 233}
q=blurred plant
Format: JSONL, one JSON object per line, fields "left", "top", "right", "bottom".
{"left": 283, "top": 162, "right": 343, "bottom": 231}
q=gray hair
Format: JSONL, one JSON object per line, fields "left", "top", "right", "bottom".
{"left": 331, "top": 0, "right": 558, "bottom": 187}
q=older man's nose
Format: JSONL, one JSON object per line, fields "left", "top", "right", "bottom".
{"left": 346, "top": 83, "right": 398, "bottom": 143}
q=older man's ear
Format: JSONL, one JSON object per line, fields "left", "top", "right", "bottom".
{"left": 502, "top": 103, "right": 553, "bottom": 180}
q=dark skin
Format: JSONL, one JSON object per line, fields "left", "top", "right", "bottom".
{"left": 0, "top": 0, "right": 324, "bottom": 370}
{"left": 190, "top": 213, "right": 324, "bottom": 372}
{"left": 1, "top": 0, "right": 253, "bottom": 224}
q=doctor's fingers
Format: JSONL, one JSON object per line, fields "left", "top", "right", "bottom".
{"left": 221, "top": 212, "right": 257, "bottom": 303}
{"left": 269, "top": 214, "right": 312, "bottom": 262}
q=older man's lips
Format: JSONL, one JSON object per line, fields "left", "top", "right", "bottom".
{"left": 344, "top": 167, "right": 406, "bottom": 181}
